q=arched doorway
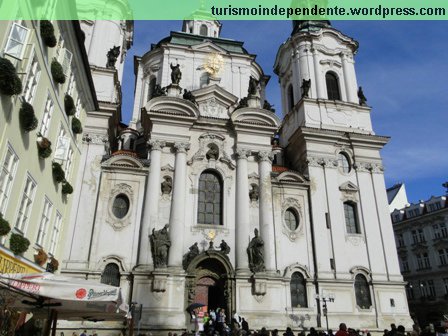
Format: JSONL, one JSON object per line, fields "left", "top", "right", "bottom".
{"left": 185, "top": 250, "right": 235, "bottom": 323}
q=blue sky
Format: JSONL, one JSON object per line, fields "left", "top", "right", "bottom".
{"left": 121, "top": 21, "right": 448, "bottom": 204}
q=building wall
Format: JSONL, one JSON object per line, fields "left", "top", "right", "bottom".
{"left": 392, "top": 195, "right": 448, "bottom": 326}
{"left": 0, "top": 20, "right": 95, "bottom": 270}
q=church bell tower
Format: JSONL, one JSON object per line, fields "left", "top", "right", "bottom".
{"left": 274, "top": 21, "right": 413, "bottom": 329}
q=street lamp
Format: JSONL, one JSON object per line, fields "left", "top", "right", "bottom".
{"left": 314, "top": 293, "right": 335, "bottom": 333}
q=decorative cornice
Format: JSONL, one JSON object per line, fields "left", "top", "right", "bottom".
{"left": 306, "top": 155, "right": 338, "bottom": 168}
{"left": 354, "top": 161, "right": 384, "bottom": 173}
{"left": 82, "top": 133, "right": 108, "bottom": 145}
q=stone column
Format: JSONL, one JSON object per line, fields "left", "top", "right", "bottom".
{"left": 138, "top": 140, "right": 165, "bottom": 266}
{"left": 341, "top": 53, "right": 355, "bottom": 103}
{"left": 235, "top": 148, "right": 251, "bottom": 272}
{"left": 168, "top": 142, "right": 190, "bottom": 268}
{"left": 312, "top": 48, "right": 325, "bottom": 99}
{"left": 257, "top": 151, "right": 275, "bottom": 272}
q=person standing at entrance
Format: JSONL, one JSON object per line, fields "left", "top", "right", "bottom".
{"left": 217, "top": 308, "right": 226, "bottom": 336}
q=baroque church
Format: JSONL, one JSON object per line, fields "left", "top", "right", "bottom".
{"left": 62, "top": 17, "right": 413, "bottom": 334}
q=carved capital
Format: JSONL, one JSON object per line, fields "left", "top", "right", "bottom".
{"left": 354, "top": 161, "right": 384, "bottom": 173}
{"left": 148, "top": 140, "right": 166, "bottom": 151}
{"left": 235, "top": 148, "right": 251, "bottom": 160}
{"left": 174, "top": 142, "right": 190, "bottom": 153}
{"left": 257, "top": 151, "right": 274, "bottom": 162}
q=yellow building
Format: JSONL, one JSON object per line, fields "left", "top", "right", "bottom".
{"left": 0, "top": 20, "right": 98, "bottom": 272}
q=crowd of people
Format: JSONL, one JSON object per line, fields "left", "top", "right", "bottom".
{"left": 180, "top": 314, "right": 443, "bottom": 336}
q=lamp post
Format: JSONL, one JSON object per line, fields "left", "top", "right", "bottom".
{"left": 314, "top": 293, "right": 335, "bottom": 333}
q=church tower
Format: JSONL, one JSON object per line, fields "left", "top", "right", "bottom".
{"left": 274, "top": 21, "right": 413, "bottom": 328}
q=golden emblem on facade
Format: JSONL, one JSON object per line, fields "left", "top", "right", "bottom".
{"left": 204, "top": 53, "right": 224, "bottom": 78}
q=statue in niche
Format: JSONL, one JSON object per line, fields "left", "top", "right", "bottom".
{"left": 247, "top": 228, "right": 265, "bottom": 273}
{"left": 263, "top": 100, "right": 275, "bottom": 113}
{"left": 152, "top": 84, "right": 166, "bottom": 98}
{"left": 170, "top": 63, "right": 182, "bottom": 85}
{"left": 106, "top": 46, "right": 120, "bottom": 68}
{"left": 358, "top": 86, "right": 367, "bottom": 106}
{"left": 161, "top": 176, "right": 172, "bottom": 195}
{"left": 248, "top": 76, "right": 260, "bottom": 96}
{"left": 182, "top": 242, "right": 200, "bottom": 270}
{"left": 150, "top": 225, "right": 171, "bottom": 268}
{"left": 301, "top": 79, "right": 311, "bottom": 98}
{"left": 183, "top": 89, "right": 197, "bottom": 105}
{"left": 206, "top": 145, "right": 219, "bottom": 160}
{"left": 219, "top": 240, "right": 231, "bottom": 255}
{"left": 249, "top": 184, "right": 259, "bottom": 202}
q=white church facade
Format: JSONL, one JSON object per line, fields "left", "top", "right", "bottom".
{"left": 62, "top": 18, "right": 413, "bottom": 334}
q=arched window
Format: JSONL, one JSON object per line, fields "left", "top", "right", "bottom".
{"left": 325, "top": 72, "right": 341, "bottom": 100}
{"left": 344, "top": 201, "right": 360, "bottom": 234}
{"left": 354, "top": 274, "right": 372, "bottom": 309}
{"left": 200, "top": 24, "right": 208, "bottom": 36}
{"left": 197, "top": 171, "right": 222, "bottom": 225}
{"left": 287, "top": 84, "right": 294, "bottom": 111}
{"left": 147, "top": 77, "right": 156, "bottom": 101}
{"left": 290, "top": 272, "right": 307, "bottom": 308}
{"left": 338, "top": 152, "right": 351, "bottom": 173}
{"left": 101, "top": 263, "right": 120, "bottom": 287}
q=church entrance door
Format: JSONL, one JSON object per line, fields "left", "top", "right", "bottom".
{"left": 194, "top": 276, "right": 225, "bottom": 312}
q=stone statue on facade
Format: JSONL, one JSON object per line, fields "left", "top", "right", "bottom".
{"left": 358, "top": 86, "right": 367, "bottom": 106}
{"left": 219, "top": 240, "right": 231, "bottom": 255}
{"left": 152, "top": 84, "right": 166, "bottom": 98}
{"left": 106, "top": 46, "right": 120, "bottom": 68}
{"left": 170, "top": 63, "right": 182, "bottom": 85}
{"left": 150, "top": 225, "right": 171, "bottom": 268}
{"left": 161, "top": 176, "right": 172, "bottom": 195}
{"left": 206, "top": 145, "right": 219, "bottom": 160}
{"left": 183, "top": 89, "right": 197, "bottom": 105}
{"left": 236, "top": 97, "right": 248, "bottom": 110}
{"left": 248, "top": 76, "right": 260, "bottom": 96}
{"left": 247, "top": 228, "right": 265, "bottom": 273}
{"left": 263, "top": 100, "right": 275, "bottom": 113}
{"left": 301, "top": 79, "right": 311, "bottom": 98}
{"left": 182, "top": 242, "right": 200, "bottom": 270}
{"left": 249, "top": 184, "right": 259, "bottom": 202}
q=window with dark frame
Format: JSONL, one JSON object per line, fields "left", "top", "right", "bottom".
{"left": 197, "top": 171, "right": 222, "bottom": 225}
{"left": 338, "top": 152, "right": 351, "bottom": 173}
{"left": 290, "top": 272, "right": 307, "bottom": 308}
{"left": 112, "top": 194, "right": 130, "bottom": 219}
{"left": 199, "top": 24, "right": 208, "bottom": 36}
{"left": 325, "top": 72, "right": 341, "bottom": 100}
{"left": 344, "top": 201, "right": 360, "bottom": 234}
{"left": 287, "top": 84, "right": 294, "bottom": 111}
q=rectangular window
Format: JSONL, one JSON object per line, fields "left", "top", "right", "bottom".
{"left": 36, "top": 197, "right": 52, "bottom": 246}
{"left": 344, "top": 202, "right": 360, "bottom": 234}
{"left": 54, "top": 127, "right": 69, "bottom": 163}
{"left": 396, "top": 234, "right": 405, "bottom": 247}
{"left": 60, "top": 49, "right": 73, "bottom": 76}
{"left": 434, "top": 223, "right": 447, "bottom": 239}
{"left": 67, "top": 72, "right": 75, "bottom": 96}
{"left": 412, "top": 230, "right": 418, "bottom": 244}
{"left": 401, "top": 257, "right": 409, "bottom": 272}
{"left": 15, "top": 174, "right": 37, "bottom": 233}
{"left": 23, "top": 54, "right": 41, "bottom": 103}
{"left": 40, "top": 95, "right": 54, "bottom": 137}
{"left": 4, "top": 22, "right": 29, "bottom": 59}
{"left": 439, "top": 249, "right": 448, "bottom": 266}
{"left": 428, "top": 280, "right": 436, "bottom": 297}
{"left": 75, "top": 97, "right": 81, "bottom": 118}
{"left": 418, "top": 229, "right": 425, "bottom": 242}
{"left": 0, "top": 145, "right": 19, "bottom": 214}
{"left": 443, "top": 278, "right": 448, "bottom": 295}
{"left": 423, "top": 253, "right": 430, "bottom": 268}
{"left": 406, "top": 283, "right": 414, "bottom": 300}
{"left": 49, "top": 211, "right": 62, "bottom": 255}
{"left": 65, "top": 147, "right": 73, "bottom": 180}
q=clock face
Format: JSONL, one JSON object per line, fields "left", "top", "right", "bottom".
{"left": 204, "top": 53, "right": 224, "bottom": 77}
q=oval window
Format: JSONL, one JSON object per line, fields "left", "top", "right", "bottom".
{"left": 285, "top": 208, "right": 299, "bottom": 230}
{"left": 112, "top": 194, "right": 130, "bottom": 219}
{"left": 338, "top": 152, "right": 351, "bottom": 173}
